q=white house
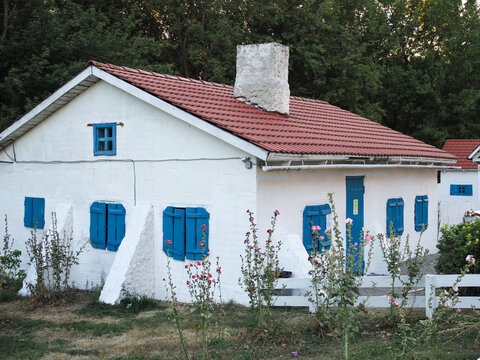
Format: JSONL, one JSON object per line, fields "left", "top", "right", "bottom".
{"left": 438, "top": 139, "right": 480, "bottom": 226}
{"left": 0, "top": 43, "right": 456, "bottom": 305}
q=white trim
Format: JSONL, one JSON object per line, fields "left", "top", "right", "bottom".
{"left": 0, "top": 67, "right": 96, "bottom": 144}
{"left": 468, "top": 144, "right": 480, "bottom": 161}
{"left": 91, "top": 68, "right": 269, "bottom": 161}
{"left": 262, "top": 163, "right": 454, "bottom": 172}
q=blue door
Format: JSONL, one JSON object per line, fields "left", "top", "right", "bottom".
{"left": 346, "top": 176, "right": 365, "bottom": 274}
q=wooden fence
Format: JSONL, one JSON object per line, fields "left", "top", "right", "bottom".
{"left": 274, "top": 274, "right": 480, "bottom": 318}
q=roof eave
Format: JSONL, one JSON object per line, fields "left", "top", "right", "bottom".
{"left": 467, "top": 144, "right": 480, "bottom": 162}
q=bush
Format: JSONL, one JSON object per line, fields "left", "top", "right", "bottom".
{"left": 0, "top": 215, "right": 26, "bottom": 296}
{"left": 436, "top": 219, "right": 480, "bottom": 274}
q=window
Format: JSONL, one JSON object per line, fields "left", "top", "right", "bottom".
{"left": 450, "top": 184, "right": 473, "bottom": 196}
{"left": 24, "top": 197, "right": 45, "bottom": 229}
{"left": 386, "top": 198, "right": 404, "bottom": 236}
{"left": 93, "top": 123, "right": 116, "bottom": 156}
{"left": 414, "top": 195, "right": 428, "bottom": 231}
{"left": 303, "top": 204, "right": 331, "bottom": 253}
{"left": 162, "top": 207, "right": 210, "bottom": 261}
{"left": 90, "top": 202, "right": 125, "bottom": 251}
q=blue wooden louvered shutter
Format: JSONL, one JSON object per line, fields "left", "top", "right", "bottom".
{"left": 24, "top": 197, "right": 34, "bottom": 227}
{"left": 415, "top": 196, "right": 428, "bottom": 231}
{"left": 90, "top": 202, "right": 107, "bottom": 249}
{"left": 162, "top": 207, "right": 186, "bottom": 260}
{"left": 396, "top": 199, "right": 404, "bottom": 236}
{"left": 387, "top": 198, "right": 404, "bottom": 236}
{"left": 318, "top": 204, "right": 331, "bottom": 251}
{"left": 303, "top": 206, "right": 320, "bottom": 253}
{"left": 32, "top": 198, "right": 45, "bottom": 229}
{"left": 185, "top": 208, "right": 210, "bottom": 260}
{"left": 106, "top": 204, "right": 125, "bottom": 251}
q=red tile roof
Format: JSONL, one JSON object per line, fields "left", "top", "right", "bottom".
{"left": 442, "top": 139, "right": 480, "bottom": 169}
{"left": 90, "top": 61, "right": 455, "bottom": 160}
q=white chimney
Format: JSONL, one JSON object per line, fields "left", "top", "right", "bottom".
{"left": 234, "top": 43, "right": 290, "bottom": 115}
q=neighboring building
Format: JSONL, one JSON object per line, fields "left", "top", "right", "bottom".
{"left": 438, "top": 139, "right": 480, "bottom": 226}
{"left": 0, "top": 43, "right": 456, "bottom": 304}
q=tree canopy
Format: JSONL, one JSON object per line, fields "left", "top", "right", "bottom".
{"left": 1, "top": 0, "right": 479, "bottom": 148}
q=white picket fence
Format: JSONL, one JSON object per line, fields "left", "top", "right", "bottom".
{"left": 274, "top": 274, "right": 480, "bottom": 318}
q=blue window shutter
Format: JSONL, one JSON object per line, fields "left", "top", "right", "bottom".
{"left": 318, "top": 204, "right": 331, "bottom": 250}
{"left": 186, "top": 208, "right": 210, "bottom": 260}
{"left": 422, "top": 196, "right": 428, "bottom": 230}
{"left": 24, "top": 197, "right": 33, "bottom": 227}
{"left": 397, "top": 199, "right": 404, "bottom": 236}
{"left": 90, "top": 202, "right": 107, "bottom": 249}
{"left": 386, "top": 200, "right": 394, "bottom": 237}
{"left": 163, "top": 206, "right": 175, "bottom": 257}
{"left": 465, "top": 185, "right": 473, "bottom": 196}
{"left": 107, "top": 204, "right": 125, "bottom": 251}
{"left": 387, "top": 198, "right": 403, "bottom": 236}
{"left": 450, "top": 185, "right": 457, "bottom": 195}
{"left": 415, "top": 196, "right": 428, "bottom": 231}
{"left": 172, "top": 208, "right": 186, "bottom": 261}
{"left": 32, "top": 198, "right": 45, "bottom": 229}
{"left": 303, "top": 206, "right": 317, "bottom": 253}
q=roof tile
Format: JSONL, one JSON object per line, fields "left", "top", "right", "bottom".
{"left": 442, "top": 139, "right": 480, "bottom": 169}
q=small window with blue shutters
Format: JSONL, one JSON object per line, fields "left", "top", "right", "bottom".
{"left": 93, "top": 123, "right": 116, "bottom": 156}
{"left": 90, "top": 202, "right": 125, "bottom": 251}
{"left": 303, "top": 204, "right": 331, "bottom": 253}
{"left": 24, "top": 197, "right": 45, "bottom": 229}
{"left": 163, "top": 206, "right": 210, "bottom": 261}
{"left": 414, "top": 195, "right": 428, "bottom": 232}
{"left": 450, "top": 184, "right": 473, "bottom": 196}
{"left": 386, "top": 198, "right": 404, "bottom": 237}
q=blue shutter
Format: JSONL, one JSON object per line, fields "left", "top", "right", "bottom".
{"left": 32, "top": 198, "right": 45, "bottom": 229}
{"left": 303, "top": 206, "right": 318, "bottom": 253}
{"left": 90, "top": 202, "right": 107, "bottom": 249}
{"left": 318, "top": 204, "right": 331, "bottom": 250}
{"left": 415, "top": 196, "right": 428, "bottom": 231}
{"left": 24, "top": 197, "right": 33, "bottom": 227}
{"left": 186, "top": 208, "right": 210, "bottom": 260}
{"left": 107, "top": 204, "right": 125, "bottom": 251}
{"left": 387, "top": 198, "right": 404, "bottom": 236}
{"left": 465, "top": 185, "right": 473, "bottom": 196}
{"left": 162, "top": 207, "right": 186, "bottom": 261}
{"left": 163, "top": 206, "right": 175, "bottom": 257}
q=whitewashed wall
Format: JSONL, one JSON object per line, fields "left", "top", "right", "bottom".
{"left": 438, "top": 169, "right": 479, "bottom": 202}
{"left": 0, "top": 81, "right": 256, "bottom": 304}
{"left": 256, "top": 167, "right": 439, "bottom": 275}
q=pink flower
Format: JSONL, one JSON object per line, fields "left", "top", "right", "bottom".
{"left": 186, "top": 281, "right": 190, "bottom": 285}
{"left": 246, "top": 209, "right": 250, "bottom": 213}
{"left": 346, "top": 218, "right": 353, "bottom": 225}
{"left": 209, "top": 280, "right": 212, "bottom": 283}
{"left": 452, "top": 284, "right": 459, "bottom": 292}
{"left": 199, "top": 241, "right": 205, "bottom": 247}
{"left": 190, "top": 263, "right": 193, "bottom": 267}
{"left": 165, "top": 239, "right": 173, "bottom": 244}
{"left": 179, "top": 303, "right": 183, "bottom": 307}
{"left": 220, "top": 308, "right": 225, "bottom": 312}
{"left": 443, "top": 302, "right": 449, "bottom": 308}
{"left": 274, "top": 210, "right": 280, "bottom": 215}
{"left": 267, "top": 229, "right": 272, "bottom": 233}
{"left": 325, "top": 229, "right": 330, "bottom": 234}
{"left": 386, "top": 295, "right": 392, "bottom": 303}
{"left": 394, "top": 301, "right": 401, "bottom": 308}
{"left": 307, "top": 256, "right": 312, "bottom": 261}
{"left": 162, "top": 278, "right": 165, "bottom": 281}
{"left": 197, "top": 261, "right": 201, "bottom": 266}
{"left": 291, "top": 351, "right": 299, "bottom": 357}
{"left": 244, "top": 239, "right": 248, "bottom": 244}
{"left": 185, "top": 265, "right": 188, "bottom": 269}
{"left": 466, "top": 255, "right": 476, "bottom": 264}
{"left": 319, "top": 236, "right": 324, "bottom": 240}
{"left": 365, "top": 234, "right": 372, "bottom": 244}
{"left": 331, "top": 251, "right": 340, "bottom": 257}
{"left": 444, "top": 290, "right": 449, "bottom": 296}
{"left": 192, "top": 275, "right": 196, "bottom": 279}
{"left": 216, "top": 268, "right": 221, "bottom": 274}
{"left": 249, "top": 217, "right": 254, "bottom": 222}
{"left": 200, "top": 224, "right": 205, "bottom": 229}
{"left": 208, "top": 273, "right": 212, "bottom": 277}
{"left": 354, "top": 242, "right": 358, "bottom": 246}
{"left": 246, "top": 232, "right": 250, "bottom": 236}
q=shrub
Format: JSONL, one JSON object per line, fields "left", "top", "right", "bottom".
{"left": 436, "top": 219, "right": 480, "bottom": 274}
{"left": 25, "top": 212, "right": 85, "bottom": 303}
{"left": 0, "top": 215, "right": 25, "bottom": 295}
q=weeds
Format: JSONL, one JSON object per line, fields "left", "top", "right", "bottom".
{"left": 0, "top": 215, "right": 25, "bottom": 295}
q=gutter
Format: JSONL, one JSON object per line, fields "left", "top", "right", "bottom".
{"left": 262, "top": 163, "right": 456, "bottom": 172}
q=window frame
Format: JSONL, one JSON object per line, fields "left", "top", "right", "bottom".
{"left": 93, "top": 123, "right": 117, "bottom": 156}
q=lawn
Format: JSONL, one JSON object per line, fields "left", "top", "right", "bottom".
{"left": 1, "top": 291, "right": 479, "bottom": 359}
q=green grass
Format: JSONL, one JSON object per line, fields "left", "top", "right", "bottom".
{"left": 1, "top": 292, "right": 479, "bottom": 360}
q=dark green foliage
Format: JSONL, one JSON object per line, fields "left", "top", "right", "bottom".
{"left": 436, "top": 219, "right": 480, "bottom": 274}
{"left": 1, "top": 0, "right": 480, "bottom": 146}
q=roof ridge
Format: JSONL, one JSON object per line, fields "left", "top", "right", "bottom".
{"left": 291, "top": 96, "right": 329, "bottom": 104}
{"left": 87, "top": 60, "right": 232, "bottom": 89}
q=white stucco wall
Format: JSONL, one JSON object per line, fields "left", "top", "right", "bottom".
{"left": 256, "top": 167, "right": 439, "bottom": 275}
{"left": 438, "top": 169, "right": 480, "bottom": 202}
{"left": 0, "top": 80, "right": 257, "bottom": 304}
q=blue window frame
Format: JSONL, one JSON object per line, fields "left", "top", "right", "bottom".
{"left": 386, "top": 198, "right": 404, "bottom": 237}
{"left": 450, "top": 184, "right": 473, "bottom": 196}
{"left": 93, "top": 123, "right": 116, "bottom": 156}
{"left": 24, "top": 197, "right": 45, "bottom": 229}
{"left": 414, "top": 195, "right": 428, "bottom": 231}
{"left": 90, "top": 202, "right": 125, "bottom": 251}
{"left": 163, "top": 207, "right": 210, "bottom": 261}
{"left": 303, "top": 204, "right": 331, "bottom": 253}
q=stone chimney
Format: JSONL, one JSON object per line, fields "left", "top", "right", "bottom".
{"left": 234, "top": 43, "right": 290, "bottom": 115}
